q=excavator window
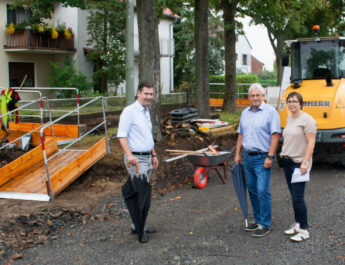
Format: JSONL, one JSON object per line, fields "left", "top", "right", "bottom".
{"left": 313, "top": 68, "right": 332, "bottom": 78}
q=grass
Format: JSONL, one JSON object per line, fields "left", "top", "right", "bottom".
{"left": 59, "top": 127, "right": 118, "bottom": 150}
{"left": 214, "top": 110, "right": 242, "bottom": 125}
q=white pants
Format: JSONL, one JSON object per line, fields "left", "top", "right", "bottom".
{"left": 124, "top": 154, "right": 153, "bottom": 182}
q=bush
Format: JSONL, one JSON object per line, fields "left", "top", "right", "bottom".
{"left": 236, "top": 73, "right": 258, "bottom": 84}
{"left": 259, "top": 79, "right": 278, "bottom": 86}
{"left": 209, "top": 74, "right": 259, "bottom": 93}
{"left": 49, "top": 57, "right": 92, "bottom": 98}
{"left": 209, "top": 75, "right": 225, "bottom": 96}
{"left": 209, "top": 75, "right": 225, "bottom": 83}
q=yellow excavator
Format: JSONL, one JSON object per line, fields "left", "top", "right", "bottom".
{"left": 277, "top": 25, "right": 345, "bottom": 164}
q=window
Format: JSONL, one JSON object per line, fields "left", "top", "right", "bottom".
{"left": 9, "top": 62, "right": 35, "bottom": 87}
{"left": 242, "top": 54, "right": 247, "bottom": 66}
{"left": 7, "top": 5, "right": 32, "bottom": 25}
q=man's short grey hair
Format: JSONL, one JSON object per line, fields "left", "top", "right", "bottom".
{"left": 248, "top": 83, "right": 265, "bottom": 95}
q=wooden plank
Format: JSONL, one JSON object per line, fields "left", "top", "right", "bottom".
{"left": 0, "top": 149, "right": 82, "bottom": 194}
{"left": 50, "top": 137, "right": 107, "bottom": 196}
{"left": 47, "top": 124, "right": 79, "bottom": 138}
{"left": 209, "top": 124, "right": 237, "bottom": 134}
{"left": 0, "top": 137, "right": 106, "bottom": 199}
{"left": 0, "top": 138, "right": 58, "bottom": 187}
{"left": 9, "top": 122, "right": 80, "bottom": 138}
{"left": 0, "top": 130, "right": 41, "bottom": 147}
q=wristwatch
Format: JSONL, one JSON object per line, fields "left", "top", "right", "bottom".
{"left": 267, "top": 155, "right": 274, "bottom": 160}
{"left": 302, "top": 160, "right": 310, "bottom": 166}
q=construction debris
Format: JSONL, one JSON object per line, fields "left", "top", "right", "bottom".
{"left": 161, "top": 117, "right": 237, "bottom": 140}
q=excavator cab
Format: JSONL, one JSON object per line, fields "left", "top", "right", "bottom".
{"left": 278, "top": 34, "right": 345, "bottom": 165}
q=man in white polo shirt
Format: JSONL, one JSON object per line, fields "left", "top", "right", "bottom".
{"left": 117, "top": 81, "right": 158, "bottom": 243}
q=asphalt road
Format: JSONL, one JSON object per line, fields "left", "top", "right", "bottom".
{"left": 5, "top": 163, "right": 345, "bottom": 265}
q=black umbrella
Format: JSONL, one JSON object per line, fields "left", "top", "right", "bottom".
{"left": 121, "top": 169, "right": 151, "bottom": 243}
{"left": 231, "top": 162, "right": 248, "bottom": 227}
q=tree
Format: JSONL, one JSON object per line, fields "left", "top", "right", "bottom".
{"left": 194, "top": 0, "right": 210, "bottom": 118}
{"left": 221, "top": 0, "right": 239, "bottom": 112}
{"left": 243, "top": 1, "right": 326, "bottom": 86}
{"left": 173, "top": 2, "right": 224, "bottom": 90}
{"left": 136, "top": 0, "right": 161, "bottom": 140}
{"left": 173, "top": 4, "right": 195, "bottom": 89}
{"left": 12, "top": 0, "right": 86, "bottom": 24}
{"left": 49, "top": 56, "right": 92, "bottom": 98}
{"left": 86, "top": 0, "right": 126, "bottom": 94}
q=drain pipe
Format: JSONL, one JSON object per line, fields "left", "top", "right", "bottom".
{"left": 169, "top": 17, "right": 178, "bottom": 93}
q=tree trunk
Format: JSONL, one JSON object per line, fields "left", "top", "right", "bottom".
{"left": 276, "top": 35, "right": 284, "bottom": 86}
{"left": 137, "top": 0, "right": 161, "bottom": 141}
{"left": 268, "top": 31, "right": 284, "bottom": 86}
{"left": 194, "top": 0, "right": 210, "bottom": 118}
{"left": 102, "top": 6, "right": 108, "bottom": 93}
{"left": 222, "top": 0, "right": 238, "bottom": 112}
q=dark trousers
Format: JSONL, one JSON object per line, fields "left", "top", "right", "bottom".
{"left": 282, "top": 158, "right": 308, "bottom": 229}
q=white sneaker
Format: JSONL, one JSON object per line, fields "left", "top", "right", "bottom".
{"left": 290, "top": 229, "right": 310, "bottom": 242}
{"left": 284, "top": 223, "right": 300, "bottom": 235}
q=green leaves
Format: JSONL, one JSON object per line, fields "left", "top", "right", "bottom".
{"left": 86, "top": 0, "right": 126, "bottom": 93}
{"left": 49, "top": 57, "right": 92, "bottom": 97}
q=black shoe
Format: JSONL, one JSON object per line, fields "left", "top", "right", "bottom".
{"left": 245, "top": 223, "right": 259, "bottom": 232}
{"left": 131, "top": 227, "right": 157, "bottom": 234}
{"left": 145, "top": 227, "right": 157, "bottom": 233}
{"left": 139, "top": 232, "right": 148, "bottom": 243}
{"left": 252, "top": 226, "right": 270, "bottom": 237}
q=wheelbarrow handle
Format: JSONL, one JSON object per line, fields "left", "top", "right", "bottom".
{"left": 127, "top": 162, "right": 139, "bottom": 174}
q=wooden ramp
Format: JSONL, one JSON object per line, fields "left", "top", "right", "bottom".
{"left": 0, "top": 137, "right": 107, "bottom": 201}
{"left": 8, "top": 122, "right": 83, "bottom": 146}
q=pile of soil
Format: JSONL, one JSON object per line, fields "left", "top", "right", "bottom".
{"left": 0, "top": 148, "right": 27, "bottom": 167}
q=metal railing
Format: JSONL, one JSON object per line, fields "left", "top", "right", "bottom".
{"left": 17, "top": 87, "right": 80, "bottom": 126}
{"left": 209, "top": 83, "right": 270, "bottom": 100}
{"left": 5, "top": 29, "right": 75, "bottom": 51}
{"left": 39, "top": 96, "right": 110, "bottom": 199}
{"left": 0, "top": 96, "right": 54, "bottom": 150}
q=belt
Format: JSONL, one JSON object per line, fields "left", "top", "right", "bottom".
{"left": 246, "top": 151, "right": 268, "bottom": 156}
{"left": 132, "top": 152, "right": 151, "bottom": 156}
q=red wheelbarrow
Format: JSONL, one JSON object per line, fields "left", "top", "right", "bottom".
{"left": 186, "top": 151, "right": 231, "bottom": 189}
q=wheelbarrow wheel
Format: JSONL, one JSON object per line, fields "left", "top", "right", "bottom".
{"left": 194, "top": 167, "right": 207, "bottom": 189}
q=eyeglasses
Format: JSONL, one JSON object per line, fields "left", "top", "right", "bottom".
{"left": 286, "top": 100, "right": 299, "bottom": 104}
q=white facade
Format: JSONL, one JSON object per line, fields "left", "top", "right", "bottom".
{"left": 0, "top": 2, "right": 176, "bottom": 95}
{"left": 121, "top": 12, "right": 175, "bottom": 95}
{"left": 55, "top": 5, "right": 176, "bottom": 95}
{"left": 53, "top": 4, "right": 93, "bottom": 82}
{"left": 236, "top": 34, "right": 252, "bottom": 74}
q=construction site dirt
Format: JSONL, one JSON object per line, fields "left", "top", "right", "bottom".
{"left": 0, "top": 107, "right": 344, "bottom": 264}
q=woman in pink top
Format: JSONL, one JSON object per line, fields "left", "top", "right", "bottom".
{"left": 280, "top": 92, "right": 316, "bottom": 242}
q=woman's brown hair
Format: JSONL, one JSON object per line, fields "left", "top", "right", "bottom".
{"left": 286, "top": 92, "right": 303, "bottom": 109}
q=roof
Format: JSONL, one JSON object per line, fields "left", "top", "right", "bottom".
{"left": 286, "top": 36, "right": 345, "bottom": 45}
{"left": 133, "top": 2, "right": 179, "bottom": 19}
{"left": 251, "top": 55, "right": 264, "bottom": 65}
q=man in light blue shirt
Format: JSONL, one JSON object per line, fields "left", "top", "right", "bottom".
{"left": 117, "top": 81, "right": 158, "bottom": 243}
{"left": 234, "top": 83, "right": 281, "bottom": 237}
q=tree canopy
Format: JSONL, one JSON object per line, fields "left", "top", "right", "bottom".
{"left": 86, "top": 0, "right": 126, "bottom": 94}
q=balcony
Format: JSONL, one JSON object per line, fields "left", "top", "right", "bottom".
{"left": 4, "top": 29, "right": 76, "bottom": 54}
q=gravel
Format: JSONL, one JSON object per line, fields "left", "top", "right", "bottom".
{"left": 2, "top": 163, "right": 344, "bottom": 265}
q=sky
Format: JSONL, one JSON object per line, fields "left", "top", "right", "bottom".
{"left": 240, "top": 16, "right": 276, "bottom": 71}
